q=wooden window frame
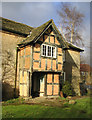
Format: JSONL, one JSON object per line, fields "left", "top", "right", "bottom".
{"left": 41, "top": 44, "right": 56, "bottom": 58}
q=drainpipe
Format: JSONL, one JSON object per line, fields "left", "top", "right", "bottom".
{"left": 14, "top": 46, "right": 18, "bottom": 98}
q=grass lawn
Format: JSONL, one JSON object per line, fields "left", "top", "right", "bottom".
{"left": 2, "top": 96, "right": 92, "bottom": 119}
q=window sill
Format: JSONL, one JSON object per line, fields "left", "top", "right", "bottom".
{"left": 41, "top": 55, "right": 56, "bottom": 60}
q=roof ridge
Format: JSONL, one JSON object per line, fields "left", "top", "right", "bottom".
{"left": 29, "top": 19, "right": 53, "bottom": 34}
{"left": 18, "top": 19, "right": 53, "bottom": 45}
{"left": 0, "top": 17, "right": 34, "bottom": 29}
{"left": 36, "top": 19, "right": 53, "bottom": 28}
{"left": 17, "top": 18, "right": 83, "bottom": 52}
{"left": 1, "top": 17, "right": 34, "bottom": 35}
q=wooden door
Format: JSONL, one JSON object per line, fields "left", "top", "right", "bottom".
{"left": 47, "top": 73, "right": 59, "bottom": 96}
{"left": 19, "top": 70, "right": 29, "bottom": 97}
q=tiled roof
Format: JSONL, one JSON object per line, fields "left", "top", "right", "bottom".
{"left": 64, "top": 42, "right": 84, "bottom": 52}
{"left": 18, "top": 19, "right": 67, "bottom": 48}
{"left": 0, "top": 17, "right": 34, "bottom": 36}
{"left": 18, "top": 19, "right": 83, "bottom": 52}
{"left": 1, "top": 17, "right": 84, "bottom": 52}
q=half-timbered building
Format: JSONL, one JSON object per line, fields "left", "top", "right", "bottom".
{"left": 1, "top": 17, "right": 84, "bottom": 99}
{"left": 16, "top": 19, "right": 83, "bottom": 97}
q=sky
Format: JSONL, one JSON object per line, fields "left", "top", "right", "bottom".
{"left": 1, "top": 2, "right": 90, "bottom": 65}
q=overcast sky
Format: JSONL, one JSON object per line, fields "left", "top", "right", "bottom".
{"left": 1, "top": 2, "right": 90, "bottom": 64}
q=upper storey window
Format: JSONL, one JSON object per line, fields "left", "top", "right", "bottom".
{"left": 41, "top": 44, "right": 56, "bottom": 58}
{"left": 42, "top": 45, "right": 46, "bottom": 56}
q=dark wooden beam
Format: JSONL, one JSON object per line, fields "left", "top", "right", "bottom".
{"left": 58, "top": 54, "right": 62, "bottom": 56}
{"left": 58, "top": 62, "right": 62, "bottom": 65}
{"left": 39, "top": 46, "right": 41, "bottom": 68}
{"left": 51, "top": 58, "right": 53, "bottom": 70}
{"left": 34, "top": 51, "right": 40, "bottom": 53}
{"left": 33, "top": 70, "right": 62, "bottom": 73}
{"left": 47, "top": 83, "right": 59, "bottom": 85}
{"left": 45, "top": 59, "right": 47, "bottom": 70}
{"left": 45, "top": 74, "right": 47, "bottom": 96}
{"left": 49, "top": 35, "right": 50, "bottom": 43}
{"left": 33, "top": 60, "right": 40, "bottom": 63}
{"left": 56, "top": 47, "right": 58, "bottom": 70}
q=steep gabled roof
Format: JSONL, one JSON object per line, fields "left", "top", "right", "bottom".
{"left": 18, "top": 19, "right": 83, "bottom": 52}
{"left": 18, "top": 19, "right": 68, "bottom": 48}
{"left": 0, "top": 17, "right": 34, "bottom": 36}
{"left": 18, "top": 19, "right": 53, "bottom": 45}
{"left": 1, "top": 17, "right": 82, "bottom": 52}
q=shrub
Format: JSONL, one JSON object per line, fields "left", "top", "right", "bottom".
{"left": 62, "top": 81, "right": 75, "bottom": 97}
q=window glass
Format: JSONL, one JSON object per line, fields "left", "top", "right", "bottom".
{"left": 48, "top": 46, "right": 51, "bottom": 56}
{"left": 42, "top": 44, "right": 56, "bottom": 58}
{"left": 52, "top": 47, "right": 54, "bottom": 57}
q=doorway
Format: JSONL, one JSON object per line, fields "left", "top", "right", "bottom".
{"left": 39, "top": 75, "right": 45, "bottom": 96}
{"left": 31, "top": 73, "right": 45, "bottom": 98}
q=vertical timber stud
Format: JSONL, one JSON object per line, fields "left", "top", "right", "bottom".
{"left": 56, "top": 47, "right": 58, "bottom": 70}
{"left": 30, "top": 45, "right": 32, "bottom": 73}
{"left": 51, "top": 58, "right": 52, "bottom": 70}
{"left": 19, "top": 69, "right": 20, "bottom": 96}
{"left": 54, "top": 36, "right": 55, "bottom": 44}
{"left": 45, "top": 59, "right": 47, "bottom": 70}
{"left": 29, "top": 45, "right": 33, "bottom": 97}
{"left": 23, "top": 47, "right": 25, "bottom": 69}
{"left": 32, "top": 44, "right": 34, "bottom": 71}
{"left": 44, "top": 74, "right": 46, "bottom": 96}
{"left": 45, "top": 74, "right": 47, "bottom": 96}
{"left": 23, "top": 48, "right": 25, "bottom": 96}
{"left": 52, "top": 74, "right": 54, "bottom": 96}
{"left": 14, "top": 47, "right": 18, "bottom": 97}
{"left": 59, "top": 74, "right": 60, "bottom": 96}
{"left": 39, "top": 46, "right": 41, "bottom": 68}
{"left": 27, "top": 71, "right": 29, "bottom": 97}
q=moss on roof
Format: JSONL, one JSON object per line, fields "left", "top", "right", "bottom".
{"left": 18, "top": 19, "right": 53, "bottom": 45}
{"left": 18, "top": 19, "right": 68, "bottom": 48}
{"left": 16, "top": 18, "right": 83, "bottom": 52}
{"left": 0, "top": 17, "right": 34, "bottom": 36}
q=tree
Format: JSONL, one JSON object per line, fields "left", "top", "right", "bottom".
{"left": 57, "top": 3, "right": 84, "bottom": 46}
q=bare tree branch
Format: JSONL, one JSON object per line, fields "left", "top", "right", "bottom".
{"left": 57, "top": 3, "right": 84, "bottom": 47}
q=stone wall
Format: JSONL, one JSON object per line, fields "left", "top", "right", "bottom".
{"left": 1, "top": 30, "right": 25, "bottom": 100}
{"left": 63, "top": 49, "right": 81, "bottom": 96}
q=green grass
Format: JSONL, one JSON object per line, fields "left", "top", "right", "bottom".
{"left": 2, "top": 98, "right": 25, "bottom": 105}
{"left": 2, "top": 97, "right": 92, "bottom": 119}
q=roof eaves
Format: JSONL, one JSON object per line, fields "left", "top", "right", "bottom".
{"left": 34, "top": 21, "right": 52, "bottom": 43}
{"left": 51, "top": 20, "right": 68, "bottom": 48}
{"left": 18, "top": 19, "right": 53, "bottom": 46}
{"left": 69, "top": 43, "right": 84, "bottom": 52}
{"left": 1, "top": 17, "right": 34, "bottom": 35}
{"left": 63, "top": 42, "right": 84, "bottom": 52}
